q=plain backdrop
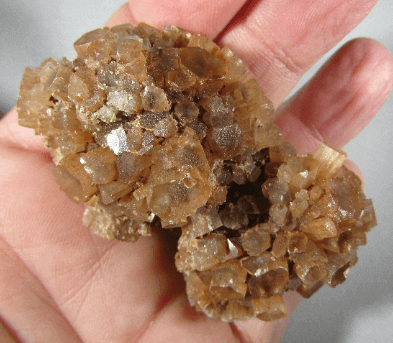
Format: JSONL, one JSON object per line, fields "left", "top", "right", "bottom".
{"left": 0, "top": 1, "right": 392, "bottom": 342}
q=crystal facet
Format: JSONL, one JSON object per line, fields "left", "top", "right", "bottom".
{"left": 17, "top": 22, "right": 377, "bottom": 323}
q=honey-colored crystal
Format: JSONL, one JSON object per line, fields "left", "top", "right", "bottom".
{"left": 17, "top": 23, "right": 377, "bottom": 322}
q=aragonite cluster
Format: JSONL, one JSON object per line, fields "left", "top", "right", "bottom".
{"left": 17, "top": 23, "right": 377, "bottom": 322}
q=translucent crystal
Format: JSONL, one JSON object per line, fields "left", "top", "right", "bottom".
{"left": 241, "top": 225, "right": 271, "bottom": 255}
{"left": 17, "top": 22, "right": 377, "bottom": 323}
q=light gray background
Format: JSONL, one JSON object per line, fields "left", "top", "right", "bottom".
{"left": 0, "top": 1, "right": 392, "bottom": 342}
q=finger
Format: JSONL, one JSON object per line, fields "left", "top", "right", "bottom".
{"left": 274, "top": 38, "right": 393, "bottom": 153}
{"left": 218, "top": 0, "right": 378, "bottom": 107}
{"left": 105, "top": 3, "right": 134, "bottom": 28}
{"left": 137, "top": 294, "right": 240, "bottom": 343}
{"left": 0, "top": 237, "right": 83, "bottom": 343}
{"left": 124, "top": 0, "right": 248, "bottom": 39}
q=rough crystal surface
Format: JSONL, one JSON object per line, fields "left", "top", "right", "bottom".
{"left": 17, "top": 23, "right": 377, "bottom": 322}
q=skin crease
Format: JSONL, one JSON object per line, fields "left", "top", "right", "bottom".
{"left": 0, "top": 0, "right": 392, "bottom": 342}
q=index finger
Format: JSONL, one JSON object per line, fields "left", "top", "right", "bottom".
{"left": 106, "top": 0, "right": 248, "bottom": 38}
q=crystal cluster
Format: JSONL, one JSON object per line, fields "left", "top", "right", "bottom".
{"left": 17, "top": 23, "right": 377, "bottom": 322}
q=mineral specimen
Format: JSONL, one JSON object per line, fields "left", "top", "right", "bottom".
{"left": 17, "top": 23, "right": 377, "bottom": 322}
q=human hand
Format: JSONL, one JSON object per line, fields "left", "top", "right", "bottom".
{"left": 0, "top": 1, "right": 392, "bottom": 342}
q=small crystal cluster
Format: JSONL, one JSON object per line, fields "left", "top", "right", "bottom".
{"left": 17, "top": 23, "right": 377, "bottom": 322}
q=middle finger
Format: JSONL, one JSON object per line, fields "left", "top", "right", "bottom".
{"left": 218, "top": 0, "right": 378, "bottom": 106}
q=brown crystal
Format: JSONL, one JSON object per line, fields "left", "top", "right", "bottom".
{"left": 17, "top": 22, "right": 377, "bottom": 323}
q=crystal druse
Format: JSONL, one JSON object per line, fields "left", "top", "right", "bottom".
{"left": 17, "top": 23, "right": 377, "bottom": 322}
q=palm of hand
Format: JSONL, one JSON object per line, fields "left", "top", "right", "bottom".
{"left": 0, "top": 1, "right": 392, "bottom": 342}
